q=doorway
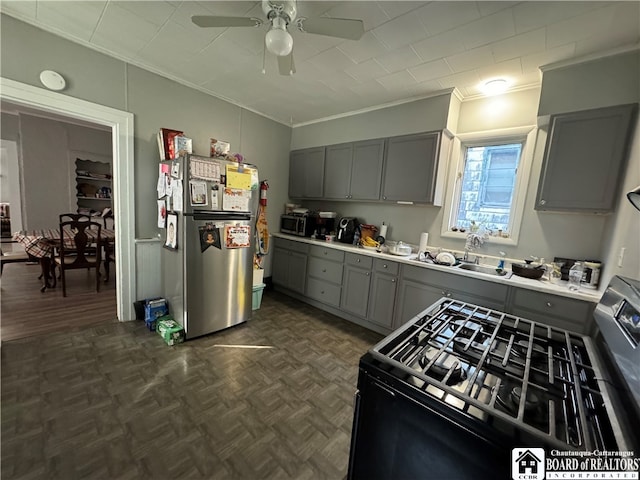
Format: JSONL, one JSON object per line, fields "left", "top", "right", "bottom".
{"left": 0, "top": 77, "right": 135, "bottom": 322}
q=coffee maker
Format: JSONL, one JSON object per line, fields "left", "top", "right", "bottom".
{"left": 316, "top": 211, "right": 337, "bottom": 237}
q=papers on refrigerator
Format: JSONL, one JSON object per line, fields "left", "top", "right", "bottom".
{"left": 223, "top": 188, "right": 251, "bottom": 211}
{"left": 190, "top": 180, "right": 208, "bottom": 206}
{"left": 225, "top": 225, "right": 250, "bottom": 248}
{"left": 172, "top": 180, "right": 183, "bottom": 212}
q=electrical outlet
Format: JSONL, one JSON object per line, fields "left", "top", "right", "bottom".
{"left": 617, "top": 247, "right": 626, "bottom": 268}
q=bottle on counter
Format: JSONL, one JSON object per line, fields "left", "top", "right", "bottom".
{"left": 568, "top": 261, "right": 584, "bottom": 291}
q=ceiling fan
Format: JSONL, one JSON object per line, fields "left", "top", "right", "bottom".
{"left": 192, "top": 0, "right": 365, "bottom": 75}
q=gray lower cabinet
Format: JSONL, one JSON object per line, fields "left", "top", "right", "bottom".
{"left": 368, "top": 259, "right": 399, "bottom": 329}
{"left": 341, "top": 253, "right": 373, "bottom": 317}
{"left": 272, "top": 238, "right": 309, "bottom": 294}
{"left": 536, "top": 104, "right": 637, "bottom": 213}
{"left": 289, "top": 147, "right": 325, "bottom": 199}
{"left": 507, "top": 288, "right": 595, "bottom": 334}
{"left": 395, "top": 265, "right": 509, "bottom": 329}
{"left": 306, "top": 245, "right": 344, "bottom": 307}
{"left": 382, "top": 131, "right": 441, "bottom": 204}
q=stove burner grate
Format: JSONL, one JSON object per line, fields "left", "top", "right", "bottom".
{"left": 370, "top": 298, "right": 618, "bottom": 451}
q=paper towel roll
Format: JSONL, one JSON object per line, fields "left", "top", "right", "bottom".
{"left": 379, "top": 223, "right": 388, "bottom": 239}
{"left": 418, "top": 232, "right": 429, "bottom": 253}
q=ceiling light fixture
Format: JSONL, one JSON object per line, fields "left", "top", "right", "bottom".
{"left": 627, "top": 185, "right": 640, "bottom": 211}
{"left": 482, "top": 78, "right": 509, "bottom": 96}
{"left": 265, "top": 17, "right": 293, "bottom": 57}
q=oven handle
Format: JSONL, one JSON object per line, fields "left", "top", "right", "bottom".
{"left": 347, "top": 389, "right": 361, "bottom": 480}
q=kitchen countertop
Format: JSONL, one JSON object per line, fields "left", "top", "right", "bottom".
{"left": 273, "top": 233, "right": 603, "bottom": 303}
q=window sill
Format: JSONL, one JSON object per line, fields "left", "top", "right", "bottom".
{"left": 441, "top": 230, "right": 518, "bottom": 246}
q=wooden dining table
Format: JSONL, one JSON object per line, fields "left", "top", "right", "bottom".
{"left": 13, "top": 227, "right": 116, "bottom": 292}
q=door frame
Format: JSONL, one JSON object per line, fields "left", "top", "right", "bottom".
{"left": 0, "top": 77, "right": 135, "bottom": 321}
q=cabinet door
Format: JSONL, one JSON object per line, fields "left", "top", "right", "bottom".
{"left": 289, "top": 147, "right": 325, "bottom": 198}
{"left": 350, "top": 139, "right": 385, "bottom": 201}
{"left": 382, "top": 132, "right": 440, "bottom": 203}
{"left": 289, "top": 150, "right": 305, "bottom": 198}
{"left": 324, "top": 143, "right": 353, "bottom": 200}
{"left": 368, "top": 273, "right": 397, "bottom": 329}
{"left": 304, "top": 147, "right": 326, "bottom": 198}
{"left": 394, "top": 279, "right": 443, "bottom": 329}
{"left": 272, "top": 247, "right": 289, "bottom": 287}
{"left": 288, "top": 251, "right": 308, "bottom": 294}
{"left": 536, "top": 104, "right": 637, "bottom": 213}
{"left": 341, "top": 265, "right": 371, "bottom": 318}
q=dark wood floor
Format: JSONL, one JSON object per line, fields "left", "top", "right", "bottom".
{"left": 1, "top": 260, "right": 118, "bottom": 342}
{"left": 1, "top": 289, "right": 383, "bottom": 479}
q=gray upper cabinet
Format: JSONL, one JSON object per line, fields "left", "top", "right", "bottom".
{"left": 536, "top": 104, "right": 637, "bottom": 213}
{"left": 324, "top": 139, "right": 385, "bottom": 201}
{"left": 289, "top": 147, "right": 325, "bottom": 199}
{"left": 382, "top": 131, "right": 441, "bottom": 204}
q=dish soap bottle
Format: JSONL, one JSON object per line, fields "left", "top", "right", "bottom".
{"left": 497, "top": 251, "right": 505, "bottom": 270}
{"left": 568, "top": 261, "right": 584, "bottom": 291}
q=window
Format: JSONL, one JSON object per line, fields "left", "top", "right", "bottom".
{"left": 455, "top": 142, "right": 523, "bottom": 232}
{"left": 441, "top": 127, "right": 536, "bottom": 245}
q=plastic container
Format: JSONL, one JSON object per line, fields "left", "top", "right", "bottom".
{"left": 568, "top": 262, "right": 584, "bottom": 291}
{"left": 252, "top": 283, "right": 266, "bottom": 310}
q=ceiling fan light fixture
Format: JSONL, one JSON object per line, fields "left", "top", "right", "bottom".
{"left": 265, "top": 17, "right": 293, "bottom": 56}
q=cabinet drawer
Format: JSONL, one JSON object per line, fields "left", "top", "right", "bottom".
{"left": 309, "top": 245, "right": 345, "bottom": 262}
{"left": 345, "top": 252, "right": 373, "bottom": 269}
{"left": 510, "top": 289, "right": 594, "bottom": 327}
{"left": 308, "top": 256, "right": 343, "bottom": 284}
{"left": 306, "top": 277, "right": 341, "bottom": 307}
{"left": 274, "top": 238, "right": 309, "bottom": 254}
{"left": 374, "top": 258, "right": 399, "bottom": 275}
{"left": 401, "top": 265, "right": 507, "bottom": 303}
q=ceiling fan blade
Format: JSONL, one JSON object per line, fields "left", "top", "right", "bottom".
{"left": 278, "top": 50, "right": 296, "bottom": 76}
{"left": 296, "top": 17, "right": 364, "bottom": 40}
{"left": 191, "top": 15, "right": 262, "bottom": 28}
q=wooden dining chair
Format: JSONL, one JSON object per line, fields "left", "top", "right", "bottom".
{"left": 59, "top": 213, "right": 91, "bottom": 223}
{"left": 53, "top": 220, "right": 102, "bottom": 297}
{"left": 57, "top": 212, "right": 98, "bottom": 268}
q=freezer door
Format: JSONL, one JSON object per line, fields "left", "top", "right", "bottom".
{"left": 184, "top": 216, "right": 252, "bottom": 338}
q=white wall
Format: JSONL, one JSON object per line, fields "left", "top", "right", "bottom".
{"left": 13, "top": 112, "right": 112, "bottom": 230}
{"left": 601, "top": 124, "right": 640, "bottom": 284}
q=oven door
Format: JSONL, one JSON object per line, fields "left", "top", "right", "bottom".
{"left": 348, "top": 363, "right": 510, "bottom": 480}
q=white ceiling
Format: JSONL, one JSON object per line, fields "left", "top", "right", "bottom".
{"left": 2, "top": 1, "right": 639, "bottom": 126}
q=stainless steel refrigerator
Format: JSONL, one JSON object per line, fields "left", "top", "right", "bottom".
{"left": 161, "top": 154, "right": 259, "bottom": 339}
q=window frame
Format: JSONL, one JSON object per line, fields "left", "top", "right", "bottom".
{"left": 441, "top": 126, "right": 537, "bottom": 246}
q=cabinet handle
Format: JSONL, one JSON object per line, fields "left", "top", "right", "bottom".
{"left": 546, "top": 302, "right": 553, "bottom": 307}
{"left": 356, "top": 258, "right": 360, "bottom": 263}
{"left": 383, "top": 196, "right": 387, "bottom": 200}
{"left": 391, "top": 279, "right": 396, "bottom": 283}
{"left": 345, "top": 195, "right": 349, "bottom": 199}
{"left": 442, "top": 291, "right": 451, "bottom": 297}
{"left": 383, "top": 264, "right": 388, "bottom": 268}
{"left": 540, "top": 199, "right": 546, "bottom": 205}
{"left": 366, "top": 272, "right": 370, "bottom": 276}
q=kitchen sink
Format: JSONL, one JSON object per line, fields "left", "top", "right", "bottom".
{"left": 456, "top": 263, "right": 512, "bottom": 278}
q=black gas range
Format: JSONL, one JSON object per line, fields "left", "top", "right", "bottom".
{"left": 348, "top": 276, "right": 639, "bottom": 480}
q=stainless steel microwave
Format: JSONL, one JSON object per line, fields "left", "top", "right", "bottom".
{"left": 280, "top": 214, "right": 314, "bottom": 237}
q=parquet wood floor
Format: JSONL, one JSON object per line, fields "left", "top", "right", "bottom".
{"left": 1, "top": 261, "right": 118, "bottom": 342}
{"left": 1, "top": 289, "right": 383, "bottom": 479}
